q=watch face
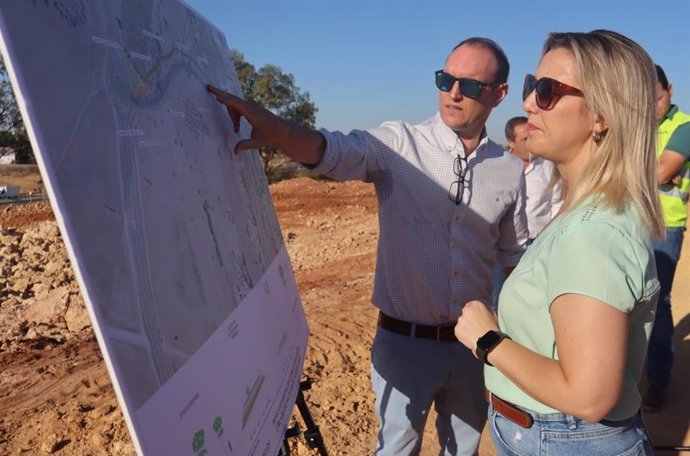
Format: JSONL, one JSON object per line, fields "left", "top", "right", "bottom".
{"left": 478, "top": 330, "right": 503, "bottom": 351}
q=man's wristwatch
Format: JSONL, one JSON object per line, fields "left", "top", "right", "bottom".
{"left": 476, "top": 330, "right": 511, "bottom": 366}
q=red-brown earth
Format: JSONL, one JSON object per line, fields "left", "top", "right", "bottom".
{"left": 1, "top": 177, "right": 688, "bottom": 455}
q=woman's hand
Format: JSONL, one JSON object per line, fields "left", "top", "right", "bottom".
{"left": 455, "top": 300, "right": 500, "bottom": 359}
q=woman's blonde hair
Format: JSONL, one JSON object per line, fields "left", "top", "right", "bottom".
{"left": 543, "top": 30, "right": 664, "bottom": 238}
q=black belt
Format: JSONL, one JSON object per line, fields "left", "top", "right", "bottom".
{"left": 377, "top": 312, "right": 457, "bottom": 342}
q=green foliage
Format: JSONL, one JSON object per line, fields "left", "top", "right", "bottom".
{"left": 230, "top": 49, "right": 318, "bottom": 182}
{"left": 293, "top": 169, "right": 336, "bottom": 182}
{"left": 0, "top": 129, "right": 33, "bottom": 164}
{"left": 0, "top": 58, "right": 33, "bottom": 163}
{"left": 0, "top": 58, "right": 20, "bottom": 131}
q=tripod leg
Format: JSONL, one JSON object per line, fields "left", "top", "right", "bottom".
{"left": 277, "top": 438, "right": 290, "bottom": 456}
{"left": 281, "top": 379, "right": 329, "bottom": 456}
{"left": 295, "top": 390, "right": 329, "bottom": 456}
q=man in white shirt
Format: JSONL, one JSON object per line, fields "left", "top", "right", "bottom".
{"left": 492, "top": 117, "right": 560, "bottom": 307}
{"left": 505, "top": 116, "right": 561, "bottom": 240}
{"left": 208, "top": 37, "right": 528, "bottom": 456}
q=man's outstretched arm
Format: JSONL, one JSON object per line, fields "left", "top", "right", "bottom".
{"left": 207, "top": 84, "right": 326, "bottom": 165}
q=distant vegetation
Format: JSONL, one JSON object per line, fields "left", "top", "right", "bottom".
{"left": 230, "top": 49, "right": 318, "bottom": 183}
{"left": 0, "top": 58, "right": 33, "bottom": 164}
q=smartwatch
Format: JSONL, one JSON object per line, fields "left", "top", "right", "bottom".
{"left": 476, "top": 330, "right": 511, "bottom": 366}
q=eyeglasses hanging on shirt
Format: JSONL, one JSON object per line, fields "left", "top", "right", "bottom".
{"left": 449, "top": 154, "right": 468, "bottom": 205}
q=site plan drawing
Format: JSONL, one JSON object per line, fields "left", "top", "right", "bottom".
{"left": 0, "top": 1, "right": 308, "bottom": 454}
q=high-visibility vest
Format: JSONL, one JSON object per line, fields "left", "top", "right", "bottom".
{"left": 657, "top": 108, "right": 690, "bottom": 228}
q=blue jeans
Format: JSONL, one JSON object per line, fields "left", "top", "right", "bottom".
{"left": 493, "top": 239, "right": 533, "bottom": 311}
{"left": 371, "top": 327, "right": 486, "bottom": 456}
{"left": 647, "top": 227, "right": 685, "bottom": 386}
{"left": 489, "top": 403, "right": 654, "bottom": 455}
{"left": 491, "top": 265, "right": 505, "bottom": 311}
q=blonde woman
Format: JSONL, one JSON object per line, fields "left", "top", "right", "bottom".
{"left": 455, "top": 30, "right": 662, "bottom": 455}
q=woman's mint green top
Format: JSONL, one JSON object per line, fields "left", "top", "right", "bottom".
{"left": 485, "top": 197, "right": 659, "bottom": 421}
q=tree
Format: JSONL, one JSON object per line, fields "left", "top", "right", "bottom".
{"left": 230, "top": 49, "right": 317, "bottom": 182}
{"left": 0, "top": 57, "right": 33, "bottom": 163}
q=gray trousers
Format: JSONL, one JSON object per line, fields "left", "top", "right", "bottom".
{"left": 371, "top": 326, "right": 486, "bottom": 456}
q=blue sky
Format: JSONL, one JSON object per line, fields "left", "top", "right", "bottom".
{"left": 186, "top": 0, "right": 690, "bottom": 142}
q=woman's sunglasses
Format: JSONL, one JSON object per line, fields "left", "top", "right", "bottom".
{"left": 435, "top": 70, "right": 494, "bottom": 100}
{"left": 522, "top": 74, "right": 584, "bottom": 110}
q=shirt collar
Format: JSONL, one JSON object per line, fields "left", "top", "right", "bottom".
{"left": 434, "top": 121, "right": 489, "bottom": 157}
{"left": 524, "top": 156, "right": 542, "bottom": 173}
{"left": 660, "top": 104, "right": 679, "bottom": 124}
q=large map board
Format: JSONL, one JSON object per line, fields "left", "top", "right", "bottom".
{"left": 0, "top": 1, "right": 309, "bottom": 454}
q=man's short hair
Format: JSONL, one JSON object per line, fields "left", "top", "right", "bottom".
{"left": 452, "top": 37, "right": 510, "bottom": 85}
{"left": 656, "top": 64, "right": 670, "bottom": 91}
{"left": 505, "top": 116, "right": 528, "bottom": 141}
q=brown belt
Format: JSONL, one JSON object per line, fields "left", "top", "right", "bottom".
{"left": 485, "top": 389, "right": 534, "bottom": 428}
{"left": 377, "top": 312, "right": 457, "bottom": 342}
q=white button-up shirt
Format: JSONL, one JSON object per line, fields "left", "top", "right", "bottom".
{"left": 523, "top": 157, "right": 562, "bottom": 238}
{"left": 314, "top": 120, "right": 528, "bottom": 325}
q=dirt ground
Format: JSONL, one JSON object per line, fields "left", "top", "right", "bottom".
{"left": 0, "top": 174, "right": 689, "bottom": 456}
{"left": 0, "top": 164, "right": 44, "bottom": 194}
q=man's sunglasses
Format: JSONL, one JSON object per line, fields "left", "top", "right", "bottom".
{"left": 435, "top": 70, "right": 494, "bottom": 100}
{"left": 522, "top": 74, "right": 584, "bottom": 111}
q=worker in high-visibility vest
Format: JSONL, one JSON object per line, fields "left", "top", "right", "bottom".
{"left": 644, "top": 64, "right": 690, "bottom": 411}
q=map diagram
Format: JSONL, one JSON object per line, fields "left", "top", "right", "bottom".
{"left": 0, "top": 1, "right": 308, "bottom": 454}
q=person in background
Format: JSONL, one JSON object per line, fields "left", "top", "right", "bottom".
{"left": 455, "top": 29, "right": 662, "bottom": 455}
{"left": 644, "top": 63, "right": 690, "bottom": 411}
{"left": 505, "top": 116, "right": 562, "bottom": 240}
{"left": 208, "top": 37, "right": 527, "bottom": 456}
{"left": 491, "top": 116, "right": 562, "bottom": 308}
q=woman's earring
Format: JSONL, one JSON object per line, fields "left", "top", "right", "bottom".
{"left": 593, "top": 131, "right": 603, "bottom": 143}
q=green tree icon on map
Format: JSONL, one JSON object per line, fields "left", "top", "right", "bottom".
{"left": 213, "top": 416, "right": 224, "bottom": 437}
{"left": 213, "top": 416, "right": 233, "bottom": 455}
{"left": 192, "top": 430, "right": 207, "bottom": 455}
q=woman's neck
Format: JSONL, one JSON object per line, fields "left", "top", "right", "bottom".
{"left": 556, "top": 145, "right": 594, "bottom": 210}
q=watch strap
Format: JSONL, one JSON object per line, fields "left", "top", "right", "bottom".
{"left": 476, "top": 330, "right": 510, "bottom": 366}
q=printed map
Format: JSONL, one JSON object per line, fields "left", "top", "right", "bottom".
{"left": 0, "top": 1, "right": 308, "bottom": 454}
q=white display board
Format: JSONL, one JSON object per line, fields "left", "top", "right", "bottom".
{"left": 0, "top": 1, "right": 308, "bottom": 455}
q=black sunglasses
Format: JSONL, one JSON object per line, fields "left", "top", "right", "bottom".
{"left": 522, "top": 74, "right": 584, "bottom": 111}
{"left": 435, "top": 70, "right": 494, "bottom": 100}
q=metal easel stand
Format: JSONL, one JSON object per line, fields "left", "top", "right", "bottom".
{"left": 278, "top": 379, "right": 329, "bottom": 456}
